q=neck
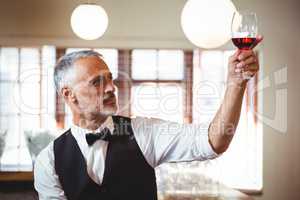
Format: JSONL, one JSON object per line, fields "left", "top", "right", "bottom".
{"left": 73, "top": 113, "right": 108, "bottom": 130}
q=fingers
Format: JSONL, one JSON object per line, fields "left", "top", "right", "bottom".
{"left": 234, "top": 68, "right": 257, "bottom": 79}
{"left": 229, "top": 50, "right": 241, "bottom": 63}
{"left": 237, "top": 50, "right": 254, "bottom": 61}
{"left": 242, "top": 70, "right": 256, "bottom": 79}
{"left": 236, "top": 55, "right": 257, "bottom": 68}
{"left": 234, "top": 52, "right": 259, "bottom": 79}
{"left": 244, "top": 63, "right": 259, "bottom": 71}
{"left": 229, "top": 49, "right": 259, "bottom": 81}
{"left": 235, "top": 63, "right": 258, "bottom": 73}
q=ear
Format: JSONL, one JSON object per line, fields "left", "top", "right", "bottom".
{"left": 61, "top": 87, "right": 77, "bottom": 104}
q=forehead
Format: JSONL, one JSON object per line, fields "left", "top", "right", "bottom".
{"left": 73, "top": 56, "right": 110, "bottom": 82}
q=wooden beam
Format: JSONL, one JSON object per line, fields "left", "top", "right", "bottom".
{"left": 0, "top": 172, "right": 33, "bottom": 182}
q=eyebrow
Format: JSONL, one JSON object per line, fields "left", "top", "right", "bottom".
{"left": 88, "top": 72, "right": 112, "bottom": 84}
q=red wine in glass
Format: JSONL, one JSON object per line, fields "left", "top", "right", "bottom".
{"left": 231, "top": 11, "right": 258, "bottom": 50}
{"left": 232, "top": 37, "right": 257, "bottom": 50}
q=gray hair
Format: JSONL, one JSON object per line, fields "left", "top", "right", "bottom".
{"left": 54, "top": 50, "right": 102, "bottom": 93}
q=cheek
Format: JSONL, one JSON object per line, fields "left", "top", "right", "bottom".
{"left": 78, "top": 88, "right": 104, "bottom": 106}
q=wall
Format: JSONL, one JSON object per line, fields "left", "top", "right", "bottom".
{"left": 0, "top": 0, "right": 299, "bottom": 199}
{"left": 0, "top": 0, "right": 192, "bottom": 49}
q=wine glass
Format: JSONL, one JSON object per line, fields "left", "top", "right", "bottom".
{"left": 231, "top": 10, "right": 259, "bottom": 79}
{"left": 231, "top": 10, "right": 258, "bottom": 50}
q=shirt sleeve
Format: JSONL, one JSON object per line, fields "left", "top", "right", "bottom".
{"left": 131, "top": 116, "right": 219, "bottom": 168}
{"left": 34, "top": 141, "right": 67, "bottom": 200}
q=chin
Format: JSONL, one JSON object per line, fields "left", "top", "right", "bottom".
{"left": 102, "top": 104, "right": 118, "bottom": 116}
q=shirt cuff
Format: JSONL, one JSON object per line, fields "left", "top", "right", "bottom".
{"left": 200, "top": 133, "right": 220, "bottom": 160}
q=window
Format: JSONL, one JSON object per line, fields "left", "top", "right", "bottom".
{"left": 131, "top": 84, "right": 184, "bottom": 122}
{"left": 0, "top": 46, "right": 56, "bottom": 171}
{"left": 131, "top": 50, "right": 184, "bottom": 80}
{"left": 131, "top": 49, "right": 186, "bottom": 123}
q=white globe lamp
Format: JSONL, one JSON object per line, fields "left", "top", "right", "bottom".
{"left": 71, "top": 4, "right": 108, "bottom": 40}
{"left": 181, "top": 0, "right": 237, "bottom": 49}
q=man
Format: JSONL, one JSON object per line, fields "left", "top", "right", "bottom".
{"left": 34, "top": 47, "right": 260, "bottom": 200}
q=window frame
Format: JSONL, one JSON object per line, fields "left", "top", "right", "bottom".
{"left": 0, "top": 45, "right": 56, "bottom": 175}
{"left": 117, "top": 49, "right": 193, "bottom": 123}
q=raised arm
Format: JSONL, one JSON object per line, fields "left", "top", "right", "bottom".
{"left": 208, "top": 49, "right": 260, "bottom": 154}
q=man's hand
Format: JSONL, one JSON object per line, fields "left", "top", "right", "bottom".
{"left": 227, "top": 36, "right": 263, "bottom": 87}
{"left": 227, "top": 49, "right": 259, "bottom": 87}
{"left": 208, "top": 37, "right": 263, "bottom": 154}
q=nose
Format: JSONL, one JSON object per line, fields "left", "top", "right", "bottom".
{"left": 104, "top": 79, "right": 115, "bottom": 94}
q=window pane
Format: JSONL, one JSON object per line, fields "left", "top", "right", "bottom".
{"left": 131, "top": 83, "right": 183, "bottom": 123}
{"left": 19, "top": 83, "right": 40, "bottom": 115}
{"left": 0, "top": 48, "right": 19, "bottom": 81}
{"left": 200, "top": 51, "right": 225, "bottom": 82}
{"left": 41, "top": 46, "right": 56, "bottom": 129}
{"left": 223, "top": 50, "right": 235, "bottom": 80}
{"left": 194, "top": 51, "right": 225, "bottom": 123}
{"left": 0, "top": 116, "right": 19, "bottom": 147}
{"left": 1, "top": 146, "right": 32, "bottom": 171}
{"left": 158, "top": 50, "right": 184, "bottom": 80}
{"left": 0, "top": 82, "right": 19, "bottom": 114}
{"left": 132, "top": 50, "right": 157, "bottom": 80}
{"left": 41, "top": 66, "right": 56, "bottom": 129}
{"left": 94, "top": 49, "right": 118, "bottom": 79}
{"left": 42, "top": 46, "right": 56, "bottom": 69}
{"left": 21, "top": 114, "right": 40, "bottom": 133}
{"left": 20, "top": 48, "right": 40, "bottom": 83}
{"left": 201, "top": 51, "right": 224, "bottom": 68}
{"left": 193, "top": 81, "right": 222, "bottom": 123}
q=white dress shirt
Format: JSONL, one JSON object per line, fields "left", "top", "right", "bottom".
{"left": 34, "top": 116, "right": 218, "bottom": 199}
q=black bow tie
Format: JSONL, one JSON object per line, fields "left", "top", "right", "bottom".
{"left": 85, "top": 127, "right": 112, "bottom": 146}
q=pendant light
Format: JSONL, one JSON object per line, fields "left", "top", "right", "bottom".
{"left": 181, "top": 0, "right": 237, "bottom": 48}
{"left": 71, "top": 3, "right": 108, "bottom": 40}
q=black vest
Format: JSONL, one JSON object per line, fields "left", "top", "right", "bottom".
{"left": 54, "top": 115, "right": 158, "bottom": 200}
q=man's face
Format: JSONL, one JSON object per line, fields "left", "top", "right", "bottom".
{"left": 69, "top": 56, "right": 118, "bottom": 118}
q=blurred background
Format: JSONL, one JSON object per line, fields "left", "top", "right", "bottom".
{"left": 0, "top": 0, "right": 299, "bottom": 200}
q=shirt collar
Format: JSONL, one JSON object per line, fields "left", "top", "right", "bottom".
{"left": 67, "top": 116, "right": 113, "bottom": 161}
{"left": 71, "top": 115, "right": 115, "bottom": 146}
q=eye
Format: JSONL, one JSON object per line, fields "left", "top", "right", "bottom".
{"left": 92, "top": 76, "right": 104, "bottom": 86}
{"left": 108, "top": 73, "right": 113, "bottom": 81}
